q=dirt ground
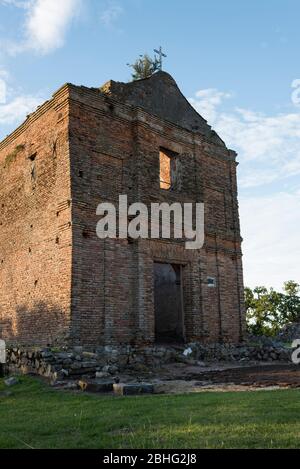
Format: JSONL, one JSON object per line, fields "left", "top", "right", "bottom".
{"left": 117, "top": 362, "right": 300, "bottom": 394}
{"left": 53, "top": 362, "right": 300, "bottom": 395}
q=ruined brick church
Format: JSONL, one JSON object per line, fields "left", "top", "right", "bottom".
{"left": 0, "top": 71, "right": 245, "bottom": 348}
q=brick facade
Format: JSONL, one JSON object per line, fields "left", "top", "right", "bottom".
{"left": 0, "top": 72, "right": 245, "bottom": 348}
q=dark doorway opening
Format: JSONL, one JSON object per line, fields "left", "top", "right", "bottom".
{"left": 154, "top": 262, "right": 184, "bottom": 343}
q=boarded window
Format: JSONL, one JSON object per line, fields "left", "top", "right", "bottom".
{"left": 159, "top": 148, "right": 179, "bottom": 190}
{"left": 159, "top": 150, "right": 171, "bottom": 189}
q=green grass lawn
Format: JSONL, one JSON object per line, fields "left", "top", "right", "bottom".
{"left": 0, "top": 377, "right": 300, "bottom": 449}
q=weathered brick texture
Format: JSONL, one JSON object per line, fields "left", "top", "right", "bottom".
{"left": 0, "top": 86, "right": 72, "bottom": 345}
{"left": 0, "top": 72, "right": 245, "bottom": 347}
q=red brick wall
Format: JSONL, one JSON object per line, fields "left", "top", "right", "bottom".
{"left": 68, "top": 85, "right": 245, "bottom": 347}
{"left": 0, "top": 86, "right": 73, "bottom": 346}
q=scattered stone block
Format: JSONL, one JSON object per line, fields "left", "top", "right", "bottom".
{"left": 95, "top": 371, "right": 110, "bottom": 379}
{"left": 196, "top": 361, "right": 207, "bottom": 367}
{"left": 102, "top": 364, "right": 119, "bottom": 374}
{"left": 4, "top": 377, "right": 19, "bottom": 387}
{"left": 183, "top": 347, "right": 193, "bottom": 357}
{"left": 113, "top": 383, "right": 154, "bottom": 396}
{"left": 82, "top": 351, "right": 97, "bottom": 359}
{"left": 53, "top": 381, "right": 78, "bottom": 390}
{"left": 78, "top": 379, "right": 114, "bottom": 393}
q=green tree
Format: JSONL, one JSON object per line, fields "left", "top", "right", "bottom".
{"left": 278, "top": 280, "right": 300, "bottom": 324}
{"left": 128, "top": 54, "right": 160, "bottom": 81}
{"left": 245, "top": 281, "right": 300, "bottom": 336}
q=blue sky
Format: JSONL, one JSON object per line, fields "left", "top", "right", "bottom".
{"left": 0, "top": 0, "right": 300, "bottom": 290}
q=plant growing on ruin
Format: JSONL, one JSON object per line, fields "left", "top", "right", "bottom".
{"left": 128, "top": 54, "right": 160, "bottom": 81}
{"left": 4, "top": 144, "right": 25, "bottom": 168}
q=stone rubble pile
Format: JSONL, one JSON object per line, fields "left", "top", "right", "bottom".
{"left": 276, "top": 322, "right": 300, "bottom": 343}
{"left": 5, "top": 338, "right": 293, "bottom": 382}
{"left": 185, "top": 340, "right": 292, "bottom": 363}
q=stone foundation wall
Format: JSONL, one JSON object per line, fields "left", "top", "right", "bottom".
{"left": 5, "top": 341, "right": 292, "bottom": 383}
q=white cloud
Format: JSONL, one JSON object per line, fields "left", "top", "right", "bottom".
{"left": 0, "top": 94, "right": 42, "bottom": 124}
{"left": 217, "top": 109, "right": 300, "bottom": 188}
{"left": 0, "top": 73, "right": 43, "bottom": 130}
{"left": 189, "top": 88, "right": 231, "bottom": 123}
{"left": 0, "top": 0, "right": 30, "bottom": 7}
{"left": 2, "top": 0, "right": 82, "bottom": 55}
{"left": 0, "top": 71, "right": 7, "bottom": 103}
{"left": 100, "top": 1, "right": 123, "bottom": 28}
{"left": 291, "top": 78, "right": 300, "bottom": 106}
{"left": 190, "top": 85, "right": 300, "bottom": 289}
{"left": 190, "top": 86, "right": 300, "bottom": 188}
{"left": 240, "top": 191, "right": 300, "bottom": 290}
{"left": 1, "top": 0, "right": 123, "bottom": 54}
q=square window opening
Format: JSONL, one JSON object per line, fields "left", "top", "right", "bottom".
{"left": 159, "top": 148, "right": 178, "bottom": 190}
{"left": 207, "top": 277, "right": 216, "bottom": 288}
